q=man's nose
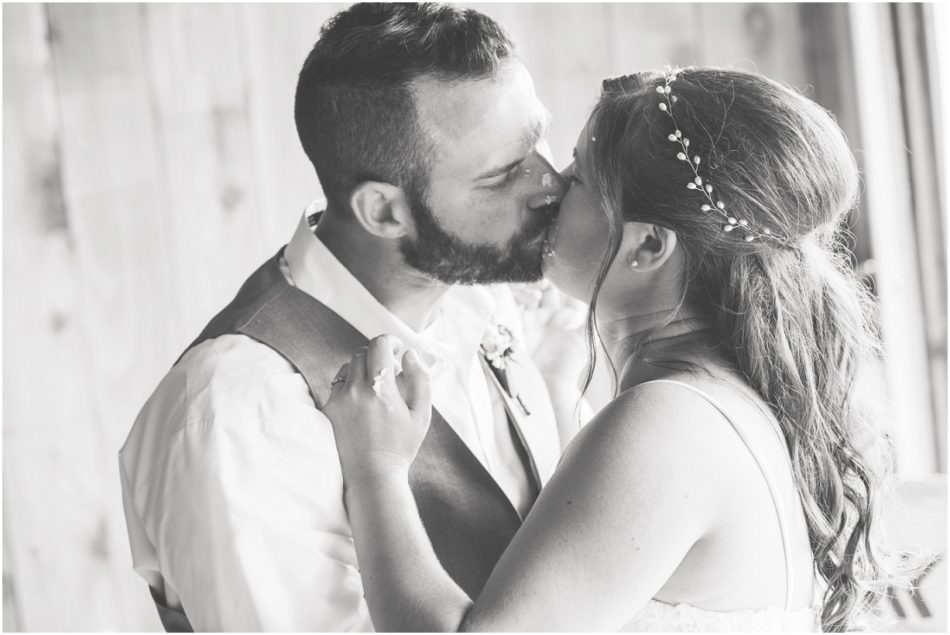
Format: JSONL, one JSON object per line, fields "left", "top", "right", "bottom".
{"left": 526, "top": 153, "right": 568, "bottom": 210}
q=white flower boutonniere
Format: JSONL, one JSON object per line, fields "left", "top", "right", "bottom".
{"left": 480, "top": 322, "right": 532, "bottom": 417}
{"left": 480, "top": 323, "right": 516, "bottom": 371}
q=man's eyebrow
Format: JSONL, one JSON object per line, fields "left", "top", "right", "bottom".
{"left": 475, "top": 110, "right": 553, "bottom": 181}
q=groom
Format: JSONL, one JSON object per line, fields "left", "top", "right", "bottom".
{"left": 120, "top": 3, "right": 567, "bottom": 631}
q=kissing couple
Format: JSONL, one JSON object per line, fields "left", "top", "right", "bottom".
{"left": 121, "top": 3, "right": 897, "bottom": 632}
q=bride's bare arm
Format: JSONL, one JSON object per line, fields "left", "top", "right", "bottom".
{"left": 343, "top": 470, "right": 473, "bottom": 631}
{"left": 323, "top": 336, "right": 473, "bottom": 631}
{"left": 323, "top": 336, "right": 723, "bottom": 631}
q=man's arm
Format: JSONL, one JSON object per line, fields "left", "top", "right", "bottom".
{"left": 127, "top": 340, "right": 373, "bottom": 631}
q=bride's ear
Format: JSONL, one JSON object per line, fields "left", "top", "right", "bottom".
{"left": 620, "top": 222, "right": 678, "bottom": 272}
{"left": 349, "top": 182, "right": 413, "bottom": 239}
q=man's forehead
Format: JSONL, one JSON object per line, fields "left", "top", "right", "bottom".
{"left": 412, "top": 62, "right": 547, "bottom": 147}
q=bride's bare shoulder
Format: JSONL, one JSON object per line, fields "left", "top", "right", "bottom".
{"left": 579, "top": 374, "right": 726, "bottom": 442}
{"left": 558, "top": 374, "right": 742, "bottom": 499}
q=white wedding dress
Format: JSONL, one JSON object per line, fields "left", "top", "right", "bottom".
{"left": 620, "top": 380, "right": 819, "bottom": 632}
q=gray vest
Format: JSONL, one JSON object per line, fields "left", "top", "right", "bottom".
{"left": 152, "top": 248, "right": 542, "bottom": 631}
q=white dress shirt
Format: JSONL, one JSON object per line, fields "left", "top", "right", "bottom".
{"left": 119, "top": 204, "right": 552, "bottom": 631}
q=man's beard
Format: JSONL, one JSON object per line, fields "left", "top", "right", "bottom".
{"left": 399, "top": 186, "right": 556, "bottom": 285}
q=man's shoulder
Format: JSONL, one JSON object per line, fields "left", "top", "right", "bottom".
{"left": 178, "top": 332, "right": 326, "bottom": 418}
{"left": 125, "top": 334, "right": 315, "bottom": 450}
{"left": 178, "top": 332, "right": 294, "bottom": 379}
{"left": 120, "top": 333, "right": 330, "bottom": 492}
{"left": 170, "top": 333, "right": 304, "bottom": 402}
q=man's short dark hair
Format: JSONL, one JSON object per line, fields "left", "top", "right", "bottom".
{"left": 294, "top": 3, "right": 516, "bottom": 210}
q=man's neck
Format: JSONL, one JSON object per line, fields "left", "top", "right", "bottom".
{"left": 314, "top": 209, "right": 449, "bottom": 332}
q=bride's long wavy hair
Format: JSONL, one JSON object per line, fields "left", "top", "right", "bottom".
{"left": 579, "top": 68, "right": 901, "bottom": 631}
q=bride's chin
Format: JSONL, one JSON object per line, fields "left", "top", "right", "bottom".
{"left": 541, "top": 259, "right": 593, "bottom": 305}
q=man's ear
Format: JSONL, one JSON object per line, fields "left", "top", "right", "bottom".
{"left": 620, "top": 222, "right": 678, "bottom": 272}
{"left": 349, "top": 181, "right": 413, "bottom": 239}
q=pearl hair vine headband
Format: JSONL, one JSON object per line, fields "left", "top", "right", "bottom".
{"left": 655, "top": 70, "right": 785, "bottom": 245}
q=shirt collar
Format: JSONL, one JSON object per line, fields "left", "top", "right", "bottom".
{"left": 283, "top": 201, "right": 497, "bottom": 375}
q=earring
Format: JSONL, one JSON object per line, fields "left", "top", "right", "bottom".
{"left": 630, "top": 260, "right": 639, "bottom": 269}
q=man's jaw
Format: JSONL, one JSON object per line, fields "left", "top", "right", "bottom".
{"left": 401, "top": 200, "right": 558, "bottom": 285}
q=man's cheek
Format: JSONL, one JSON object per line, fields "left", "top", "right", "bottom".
{"left": 472, "top": 200, "right": 518, "bottom": 239}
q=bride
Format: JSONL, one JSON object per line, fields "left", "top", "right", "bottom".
{"left": 322, "top": 67, "right": 896, "bottom": 632}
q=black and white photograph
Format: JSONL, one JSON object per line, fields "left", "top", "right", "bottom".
{"left": 2, "top": 1, "right": 947, "bottom": 632}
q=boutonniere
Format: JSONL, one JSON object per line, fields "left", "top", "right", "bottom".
{"left": 480, "top": 323, "right": 516, "bottom": 371}
{"left": 480, "top": 323, "right": 532, "bottom": 417}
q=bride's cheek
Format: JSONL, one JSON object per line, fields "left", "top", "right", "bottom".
{"left": 561, "top": 214, "right": 600, "bottom": 265}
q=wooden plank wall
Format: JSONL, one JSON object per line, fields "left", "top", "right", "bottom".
{"left": 1, "top": 3, "right": 844, "bottom": 631}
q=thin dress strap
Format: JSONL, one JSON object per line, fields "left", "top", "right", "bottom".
{"left": 636, "top": 379, "right": 796, "bottom": 611}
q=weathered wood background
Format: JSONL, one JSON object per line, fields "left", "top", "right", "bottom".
{"left": 2, "top": 3, "right": 941, "bottom": 631}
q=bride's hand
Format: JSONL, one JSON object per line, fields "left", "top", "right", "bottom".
{"left": 323, "top": 335, "right": 432, "bottom": 485}
{"left": 518, "top": 281, "right": 587, "bottom": 385}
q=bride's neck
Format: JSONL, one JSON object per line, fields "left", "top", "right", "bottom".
{"left": 597, "top": 303, "right": 716, "bottom": 391}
